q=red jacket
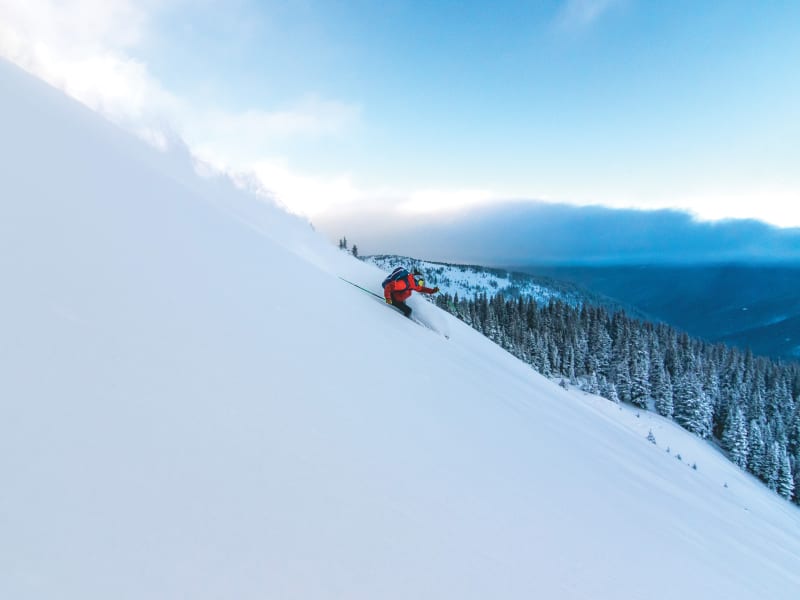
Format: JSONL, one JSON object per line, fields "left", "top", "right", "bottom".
{"left": 384, "top": 273, "right": 437, "bottom": 303}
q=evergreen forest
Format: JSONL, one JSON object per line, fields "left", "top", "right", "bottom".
{"left": 434, "top": 293, "right": 800, "bottom": 503}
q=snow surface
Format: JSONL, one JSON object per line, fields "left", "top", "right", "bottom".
{"left": 2, "top": 58, "right": 800, "bottom": 599}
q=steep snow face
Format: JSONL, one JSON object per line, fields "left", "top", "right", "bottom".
{"left": 1, "top": 59, "right": 799, "bottom": 600}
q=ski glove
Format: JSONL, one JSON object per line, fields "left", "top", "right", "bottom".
{"left": 386, "top": 298, "right": 392, "bottom": 304}
{"left": 432, "top": 287, "right": 440, "bottom": 293}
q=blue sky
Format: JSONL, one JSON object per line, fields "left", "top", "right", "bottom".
{"left": 2, "top": 0, "right": 799, "bottom": 226}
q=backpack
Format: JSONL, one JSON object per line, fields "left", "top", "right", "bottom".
{"left": 382, "top": 267, "right": 410, "bottom": 290}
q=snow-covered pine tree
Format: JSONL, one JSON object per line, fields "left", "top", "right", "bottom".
{"left": 701, "top": 354, "right": 721, "bottom": 431}
{"left": 629, "top": 332, "right": 650, "bottom": 409}
{"left": 722, "top": 406, "right": 749, "bottom": 469}
{"left": 610, "top": 314, "right": 632, "bottom": 403}
{"left": 789, "top": 405, "right": 800, "bottom": 457}
{"left": 764, "top": 441, "right": 782, "bottom": 491}
{"left": 586, "top": 370, "right": 600, "bottom": 395}
{"left": 777, "top": 446, "right": 795, "bottom": 500}
{"left": 548, "top": 336, "right": 561, "bottom": 376}
{"left": 674, "top": 364, "right": 713, "bottom": 439}
{"left": 653, "top": 364, "right": 674, "bottom": 418}
{"left": 605, "top": 380, "right": 620, "bottom": 404}
{"left": 567, "top": 345, "right": 577, "bottom": 385}
{"left": 748, "top": 419, "right": 767, "bottom": 481}
{"left": 589, "top": 311, "right": 613, "bottom": 380}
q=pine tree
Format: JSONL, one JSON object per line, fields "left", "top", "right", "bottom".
{"left": 586, "top": 370, "right": 600, "bottom": 395}
{"left": 764, "top": 442, "right": 781, "bottom": 491}
{"left": 610, "top": 315, "right": 632, "bottom": 402}
{"left": 748, "top": 420, "right": 767, "bottom": 480}
{"left": 777, "top": 446, "right": 795, "bottom": 500}
{"left": 604, "top": 380, "right": 620, "bottom": 404}
{"left": 653, "top": 365, "right": 674, "bottom": 419}
{"left": 629, "top": 333, "right": 650, "bottom": 409}
{"left": 722, "top": 406, "right": 749, "bottom": 469}
{"left": 591, "top": 317, "right": 613, "bottom": 379}
{"left": 674, "top": 367, "right": 713, "bottom": 439}
{"left": 789, "top": 406, "right": 800, "bottom": 457}
{"left": 701, "top": 356, "right": 721, "bottom": 432}
{"left": 567, "top": 345, "right": 577, "bottom": 385}
{"left": 548, "top": 336, "right": 561, "bottom": 376}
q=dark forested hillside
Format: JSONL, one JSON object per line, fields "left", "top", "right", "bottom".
{"left": 514, "top": 264, "right": 800, "bottom": 361}
{"left": 435, "top": 292, "right": 800, "bottom": 503}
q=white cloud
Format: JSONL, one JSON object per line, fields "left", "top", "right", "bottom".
{"left": 398, "top": 188, "right": 499, "bottom": 215}
{"left": 557, "top": 0, "right": 625, "bottom": 29}
{"left": 0, "top": 0, "right": 147, "bottom": 51}
{"left": 0, "top": 0, "right": 361, "bottom": 212}
{"left": 532, "top": 181, "right": 800, "bottom": 229}
{"left": 187, "top": 97, "right": 361, "bottom": 168}
{"left": 212, "top": 158, "right": 503, "bottom": 222}
{"left": 0, "top": 0, "right": 360, "bottom": 140}
{"left": 0, "top": 0, "right": 181, "bottom": 140}
{"left": 0, "top": 0, "right": 380, "bottom": 221}
{"left": 207, "top": 97, "right": 360, "bottom": 139}
{"left": 244, "top": 158, "right": 367, "bottom": 217}
{"left": 671, "top": 186, "right": 800, "bottom": 228}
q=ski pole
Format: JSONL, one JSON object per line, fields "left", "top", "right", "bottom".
{"left": 338, "top": 276, "right": 384, "bottom": 299}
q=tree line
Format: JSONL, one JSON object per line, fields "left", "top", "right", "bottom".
{"left": 338, "top": 237, "right": 358, "bottom": 257}
{"left": 434, "top": 292, "right": 799, "bottom": 503}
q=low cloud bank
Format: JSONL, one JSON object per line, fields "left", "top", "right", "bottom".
{"left": 316, "top": 201, "right": 800, "bottom": 265}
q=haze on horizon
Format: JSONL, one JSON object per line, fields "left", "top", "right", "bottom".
{"left": 318, "top": 201, "right": 800, "bottom": 266}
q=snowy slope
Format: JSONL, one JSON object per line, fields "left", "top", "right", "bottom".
{"left": 2, "top": 59, "right": 800, "bottom": 600}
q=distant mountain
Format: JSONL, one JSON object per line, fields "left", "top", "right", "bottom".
{"left": 515, "top": 264, "right": 800, "bottom": 361}
{"left": 362, "top": 254, "right": 645, "bottom": 316}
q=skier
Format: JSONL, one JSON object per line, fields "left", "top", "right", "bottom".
{"left": 382, "top": 268, "right": 439, "bottom": 318}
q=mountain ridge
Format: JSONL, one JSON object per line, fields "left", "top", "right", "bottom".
{"left": 515, "top": 263, "right": 800, "bottom": 360}
{"left": 362, "top": 253, "right": 649, "bottom": 318}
